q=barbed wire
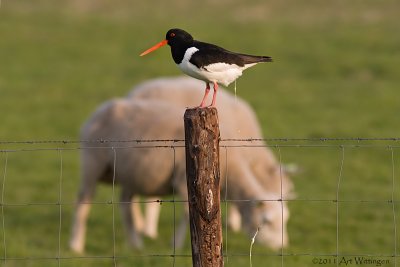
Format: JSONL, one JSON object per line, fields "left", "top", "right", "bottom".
{"left": 1, "top": 140, "right": 400, "bottom": 154}
{"left": 1, "top": 137, "right": 400, "bottom": 145}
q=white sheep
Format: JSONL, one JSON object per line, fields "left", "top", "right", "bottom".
{"left": 70, "top": 78, "right": 294, "bottom": 253}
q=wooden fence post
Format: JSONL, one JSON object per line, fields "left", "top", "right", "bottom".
{"left": 184, "top": 107, "right": 224, "bottom": 267}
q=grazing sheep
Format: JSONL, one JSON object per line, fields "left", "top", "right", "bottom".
{"left": 70, "top": 77, "right": 294, "bottom": 253}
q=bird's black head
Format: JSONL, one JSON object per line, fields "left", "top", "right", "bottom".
{"left": 164, "top": 29, "right": 194, "bottom": 64}
{"left": 139, "top": 28, "right": 194, "bottom": 63}
{"left": 165, "top": 28, "right": 193, "bottom": 47}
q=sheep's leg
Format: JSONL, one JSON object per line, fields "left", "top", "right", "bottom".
{"left": 70, "top": 150, "right": 109, "bottom": 253}
{"left": 173, "top": 205, "right": 188, "bottom": 249}
{"left": 228, "top": 204, "right": 242, "bottom": 232}
{"left": 143, "top": 197, "right": 161, "bottom": 239}
{"left": 131, "top": 196, "right": 161, "bottom": 239}
{"left": 131, "top": 196, "right": 145, "bottom": 234}
{"left": 121, "top": 190, "right": 143, "bottom": 248}
{"left": 70, "top": 188, "right": 94, "bottom": 253}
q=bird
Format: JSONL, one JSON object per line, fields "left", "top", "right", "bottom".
{"left": 140, "top": 28, "right": 272, "bottom": 108}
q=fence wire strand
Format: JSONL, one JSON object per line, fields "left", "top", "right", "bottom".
{"left": 1, "top": 137, "right": 400, "bottom": 145}
{"left": 1, "top": 152, "right": 8, "bottom": 266}
{"left": 57, "top": 150, "right": 63, "bottom": 267}
{"left": 390, "top": 147, "right": 398, "bottom": 267}
{"left": 111, "top": 148, "right": 117, "bottom": 267}
{"left": 223, "top": 146, "right": 229, "bottom": 265}
{"left": 336, "top": 146, "right": 345, "bottom": 267}
{"left": 171, "top": 147, "right": 176, "bottom": 267}
{"left": 275, "top": 145, "right": 285, "bottom": 267}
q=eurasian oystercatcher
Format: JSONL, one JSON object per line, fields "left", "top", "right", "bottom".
{"left": 140, "top": 28, "right": 272, "bottom": 107}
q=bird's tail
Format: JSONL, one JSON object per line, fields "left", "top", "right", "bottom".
{"left": 240, "top": 54, "right": 273, "bottom": 64}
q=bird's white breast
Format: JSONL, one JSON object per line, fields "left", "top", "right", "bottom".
{"left": 177, "top": 47, "right": 247, "bottom": 86}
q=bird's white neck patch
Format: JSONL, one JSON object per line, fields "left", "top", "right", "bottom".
{"left": 182, "top": 47, "right": 199, "bottom": 62}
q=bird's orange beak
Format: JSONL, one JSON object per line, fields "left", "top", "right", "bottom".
{"left": 140, "top": 39, "right": 168, "bottom": 56}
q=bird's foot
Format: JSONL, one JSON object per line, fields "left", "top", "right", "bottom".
{"left": 197, "top": 102, "right": 208, "bottom": 108}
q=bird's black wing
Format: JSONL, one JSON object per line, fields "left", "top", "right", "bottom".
{"left": 190, "top": 41, "right": 272, "bottom": 69}
{"left": 190, "top": 41, "right": 246, "bottom": 68}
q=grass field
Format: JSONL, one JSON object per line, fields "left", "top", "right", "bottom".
{"left": 1, "top": 0, "right": 399, "bottom": 266}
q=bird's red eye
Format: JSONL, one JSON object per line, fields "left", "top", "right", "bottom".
{"left": 170, "top": 33, "right": 175, "bottom": 37}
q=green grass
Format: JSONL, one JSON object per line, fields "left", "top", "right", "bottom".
{"left": 1, "top": 0, "right": 400, "bottom": 266}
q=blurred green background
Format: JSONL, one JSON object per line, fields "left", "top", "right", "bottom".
{"left": 0, "top": 0, "right": 399, "bottom": 266}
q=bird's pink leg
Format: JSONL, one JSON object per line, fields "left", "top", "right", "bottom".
{"left": 198, "top": 83, "right": 210, "bottom": 108}
{"left": 210, "top": 82, "right": 218, "bottom": 107}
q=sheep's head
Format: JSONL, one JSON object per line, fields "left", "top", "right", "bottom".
{"left": 239, "top": 193, "right": 289, "bottom": 250}
{"left": 252, "top": 161, "right": 296, "bottom": 200}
